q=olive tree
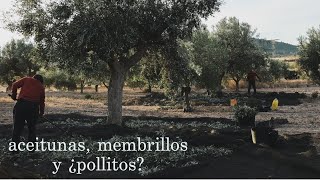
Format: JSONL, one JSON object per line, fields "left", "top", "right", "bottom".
{"left": 9, "top": 0, "right": 221, "bottom": 125}
{"left": 298, "top": 26, "right": 320, "bottom": 84}
{"left": 191, "top": 27, "right": 229, "bottom": 95}
{"left": 0, "top": 39, "right": 41, "bottom": 87}
{"left": 126, "top": 52, "right": 165, "bottom": 92}
{"left": 215, "top": 17, "right": 267, "bottom": 91}
{"left": 140, "top": 53, "right": 165, "bottom": 93}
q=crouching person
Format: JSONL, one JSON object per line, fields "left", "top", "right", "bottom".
{"left": 11, "top": 74, "right": 45, "bottom": 147}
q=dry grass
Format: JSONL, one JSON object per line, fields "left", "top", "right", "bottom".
{"left": 271, "top": 55, "right": 300, "bottom": 62}
{"left": 270, "top": 56, "right": 301, "bottom": 74}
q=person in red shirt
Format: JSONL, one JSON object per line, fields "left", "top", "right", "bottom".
{"left": 11, "top": 74, "right": 45, "bottom": 144}
{"left": 247, "top": 69, "right": 261, "bottom": 94}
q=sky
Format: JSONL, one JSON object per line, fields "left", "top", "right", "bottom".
{"left": 205, "top": 0, "right": 320, "bottom": 45}
{"left": 0, "top": 0, "right": 23, "bottom": 47}
{"left": 0, "top": 0, "right": 320, "bottom": 47}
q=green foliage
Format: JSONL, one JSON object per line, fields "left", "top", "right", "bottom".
{"left": 188, "top": 18, "right": 269, "bottom": 93}
{"left": 234, "top": 105, "right": 257, "bottom": 126}
{"left": 215, "top": 17, "right": 267, "bottom": 91}
{"left": 54, "top": 77, "right": 77, "bottom": 91}
{"left": 126, "top": 52, "right": 166, "bottom": 91}
{"left": 10, "top": 0, "right": 221, "bottom": 71}
{"left": 253, "top": 59, "right": 290, "bottom": 83}
{"left": 256, "top": 66, "right": 273, "bottom": 82}
{"left": 41, "top": 69, "right": 78, "bottom": 91}
{"left": 82, "top": 58, "right": 110, "bottom": 87}
{"left": 10, "top": 0, "right": 221, "bottom": 123}
{"left": 126, "top": 74, "right": 146, "bottom": 89}
{"left": 0, "top": 39, "right": 41, "bottom": 85}
{"left": 298, "top": 26, "right": 320, "bottom": 85}
{"left": 140, "top": 52, "right": 165, "bottom": 91}
{"left": 267, "top": 59, "right": 290, "bottom": 81}
{"left": 159, "top": 40, "right": 199, "bottom": 98}
{"left": 191, "top": 27, "right": 228, "bottom": 92}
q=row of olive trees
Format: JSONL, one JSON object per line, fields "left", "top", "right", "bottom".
{"left": 0, "top": 40, "right": 78, "bottom": 91}
{"left": 0, "top": 39, "right": 106, "bottom": 93}
{"left": 126, "top": 41, "right": 197, "bottom": 96}
{"left": 0, "top": 34, "right": 288, "bottom": 96}
{"left": 0, "top": 39, "right": 41, "bottom": 87}
{"left": 8, "top": 0, "right": 319, "bottom": 126}
{"left": 126, "top": 17, "right": 290, "bottom": 96}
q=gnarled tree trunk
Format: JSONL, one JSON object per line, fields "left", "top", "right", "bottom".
{"left": 235, "top": 80, "right": 240, "bottom": 92}
{"left": 107, "top": 47, "right": 147, "bottom": 125}
{"left": 212, "top": 72, "right": 225, "bottom": 97}
{"left": 80, "top": 80, "right": 84, "bottom": 94}
{"left": 233, "top": 75, "right": 241, "bottom": 92}
{"left": 107, "top": 62, "right": 126, "bottom": 125}
{"left": 147, "top": 79, "right": 152, "bottom": 93}
{"left": 95, "top": 85, "right": 99, "bottom": 93}
{"left": 184, "top": 90, "right": 191, "bottom": 111}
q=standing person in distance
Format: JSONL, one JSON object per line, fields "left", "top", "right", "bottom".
{"left": 247, "top": 69, "right": 261, "bottom": 95}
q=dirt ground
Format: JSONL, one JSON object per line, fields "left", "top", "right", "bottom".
{"left": 1, "top": 85, "right": 320, "bottom": 178}
{"left": 2, "top": 85, "right": 320, "bottom": 135}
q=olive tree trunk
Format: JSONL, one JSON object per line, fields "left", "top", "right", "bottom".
{"left": 107, "top": 47, "right": 147, "bottom": 125}
{"left": 147, "top": 79, "right": 152, "bottom": 93}
{"left": 107, "top": 63, "right": 126, "bottom": 125}
{"left": 95, "top": 85, "right": 99, "bottom": 93}
{"left": 233, "top": 76, "right": 241, "bottom": 92}
{"left": 80, "top": 80, "right": 84, "bottom": 94}
{"left": 215, "top": 73, "right": 224, "bottom": 97}
{"left": 185, "top": 91, "right": 191, "bottom": 110}
{"left": 235, "top": 80, "right": 240, "bottom": 92}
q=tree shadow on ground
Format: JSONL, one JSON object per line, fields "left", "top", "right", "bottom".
{"left": 176, "top": 132, "right": 320, "bottom": 179}
{"left": 123, "top": 91, "right": 306, "bottom": 111}
{"left": 0, "top": 113, "right": 319, "bottom": 178}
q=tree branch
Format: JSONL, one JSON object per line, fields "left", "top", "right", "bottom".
{"left": 102, "top": 82, "right": 109, "bottom": 89}
{"left": 123, "top": 46, "right": 148, "bottom": 70}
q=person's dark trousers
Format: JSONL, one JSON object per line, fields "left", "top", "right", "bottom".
{"left": 248, "top": 80, "right": 257, "bottom": 94}
{"left": 12, "top": 99, "right": 39, "bottom": 144}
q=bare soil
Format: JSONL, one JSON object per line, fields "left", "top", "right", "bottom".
{"left": 1, "top": 86, "right": 320, "bottom": 178}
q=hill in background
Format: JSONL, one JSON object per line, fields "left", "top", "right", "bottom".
{"left": 255, "top": 39, "right": 298, "bottom": 56}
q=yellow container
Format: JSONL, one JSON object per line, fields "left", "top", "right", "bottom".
{"left": 271, "top": 98, "right": 279, "bottom": 111}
